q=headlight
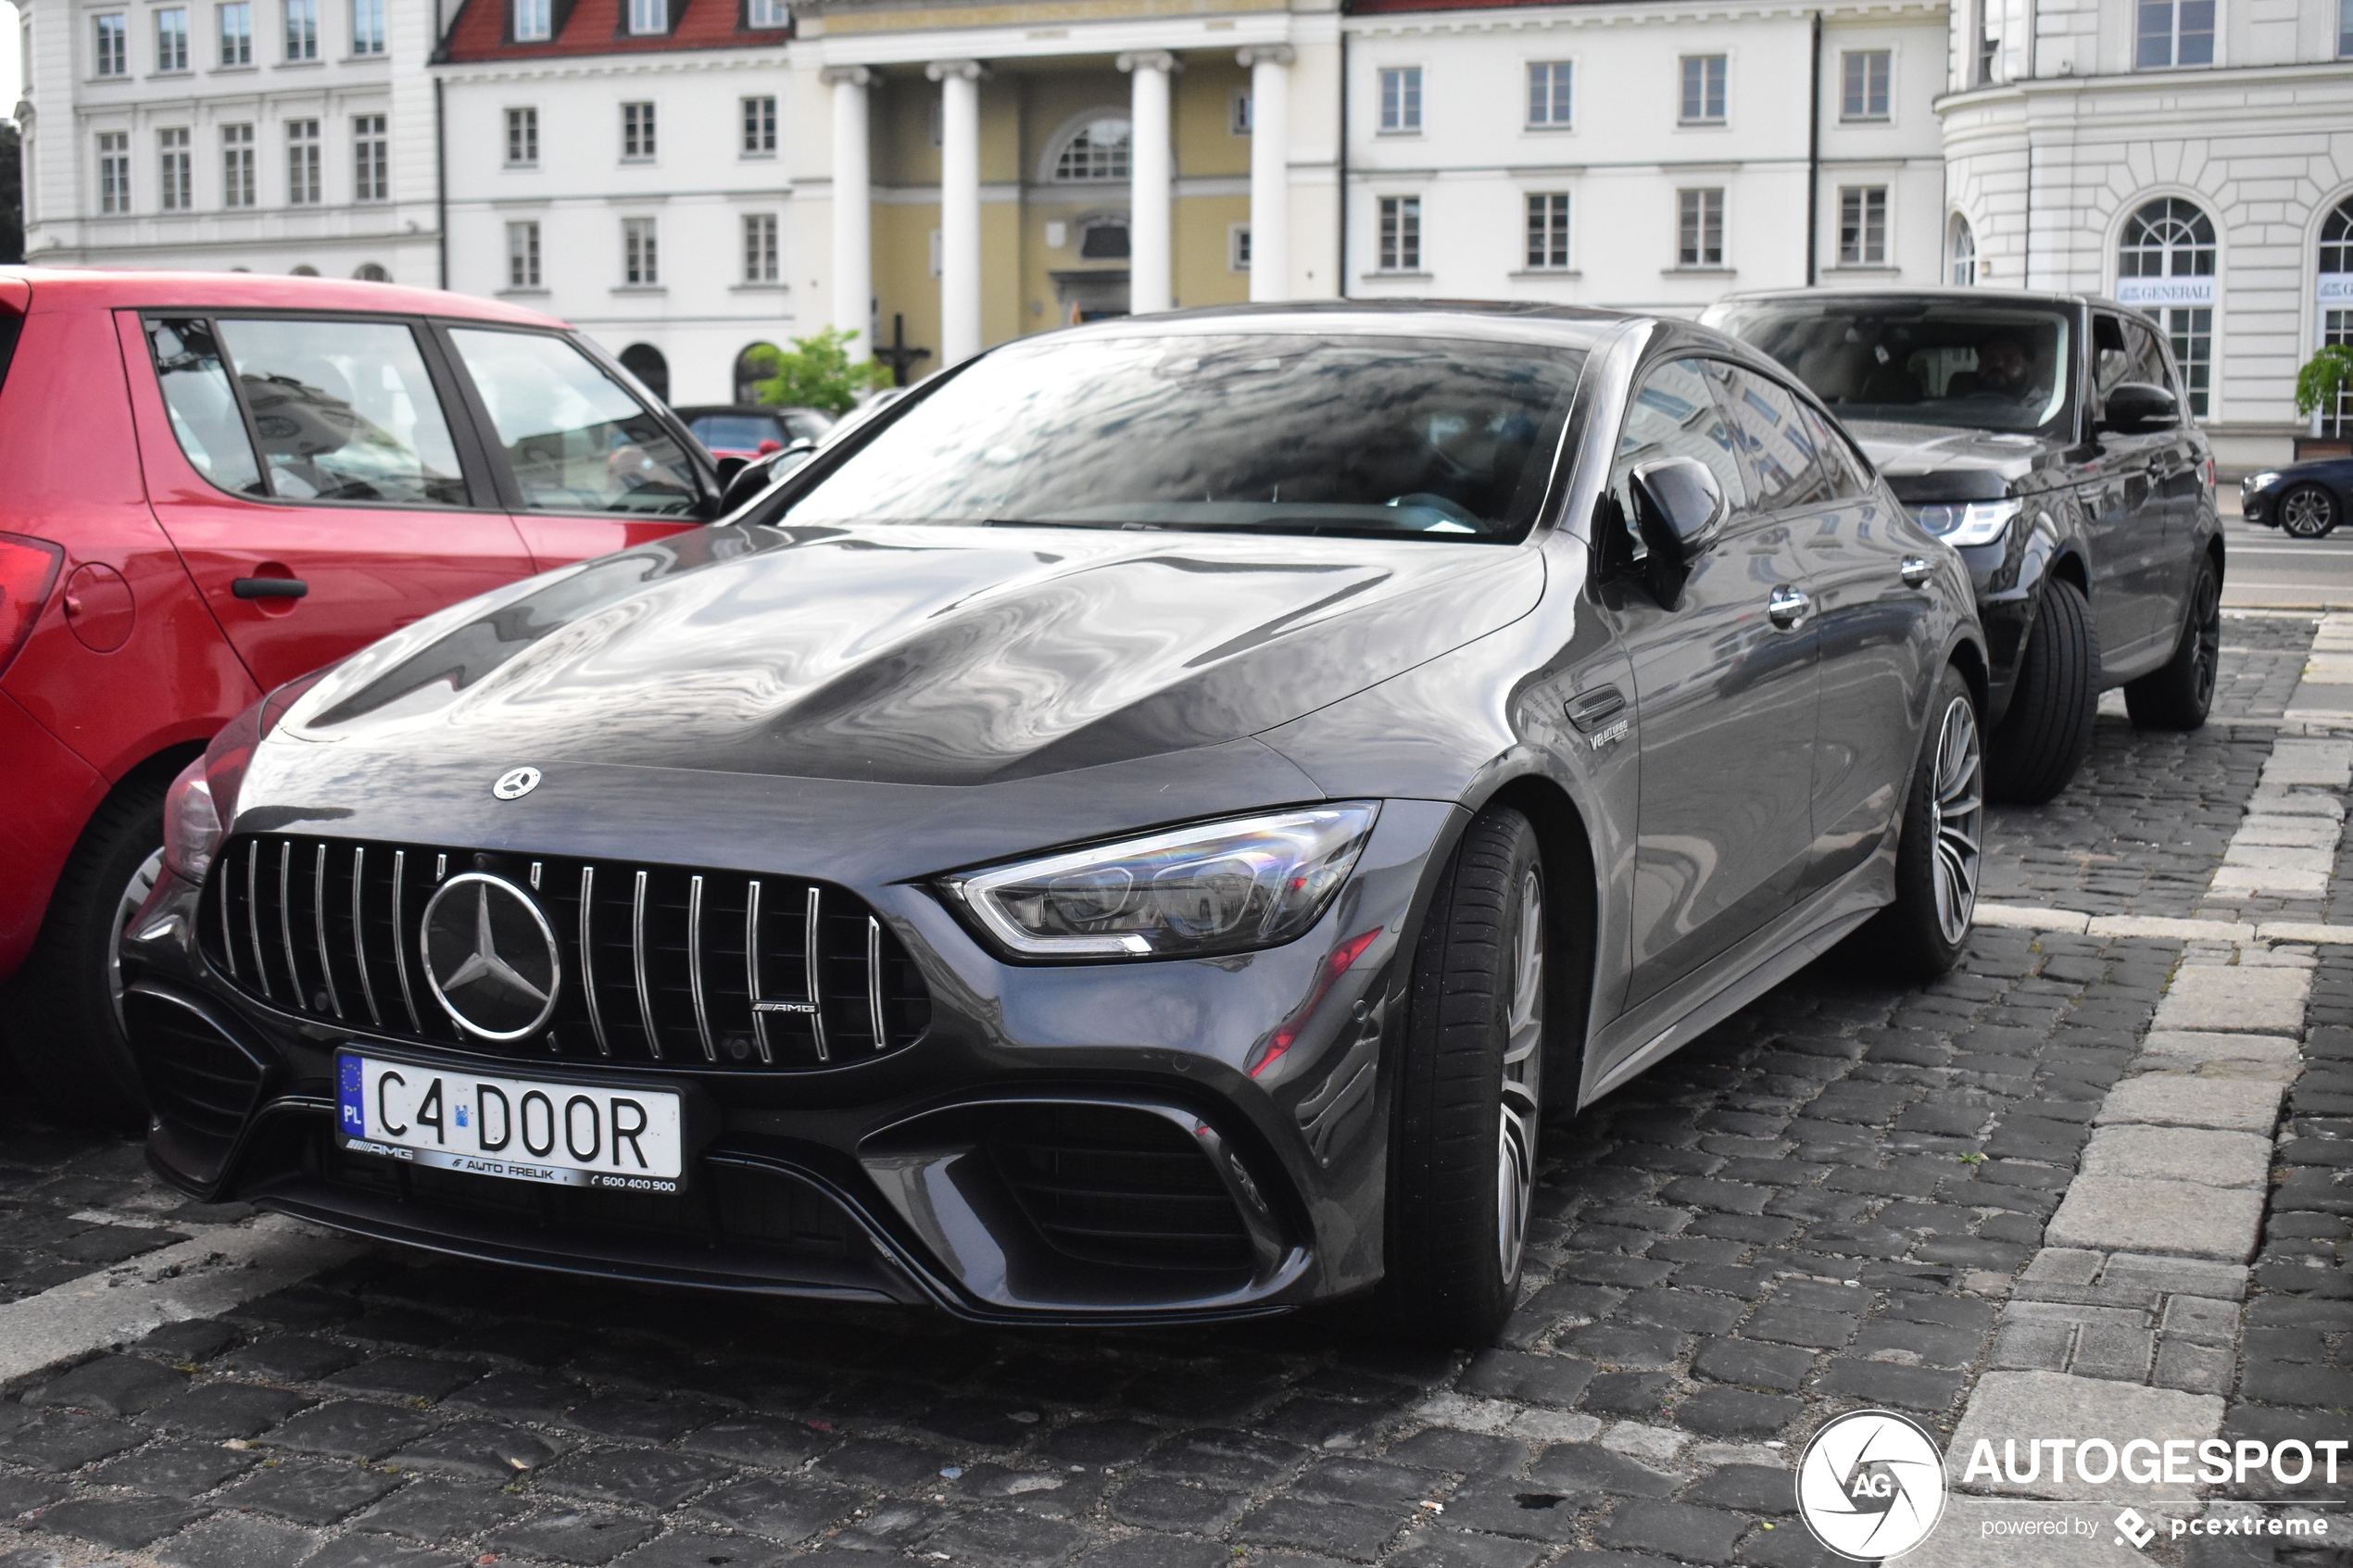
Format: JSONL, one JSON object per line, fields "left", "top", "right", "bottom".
{"left": 1909, "top": 498, "right": 2022, "bottom": 548}
{"left": 2246, "top": 471, "right": 2281, "bottom": 492}
{"left": 949, "top": 804, "right": 1380, "bottom": 960}
{"left": 162, "top": 757, "right": 222, "bottom": 883}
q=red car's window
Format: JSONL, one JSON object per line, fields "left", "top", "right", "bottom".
{"left": 447, "top": 328, "right": 699, "bottom": 517}
{"left": 214, "top": 317, "right": 468, "bottom": 506}
{"left": 147, "top": 318, "right": 267, "bottom": 495}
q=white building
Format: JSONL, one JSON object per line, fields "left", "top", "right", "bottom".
{"left": 1343, "top": 0, "right": 1951, "bottom": 311}
{"left": 17, "top": 0, "right": 437, "bottom": 277}
{"left": 1941, "top": 0, "right": 2353, "bottom": 463}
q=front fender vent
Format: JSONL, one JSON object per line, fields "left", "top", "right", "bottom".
{"left": 195, "top": 834, "right": 930, "bottom": 1072}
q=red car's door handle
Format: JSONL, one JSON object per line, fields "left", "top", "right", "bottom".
{"left": 232, "top": 577, "right": 309, "bottom": 600}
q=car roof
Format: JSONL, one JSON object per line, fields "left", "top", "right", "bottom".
{"left": 0, "top": 266, "right": 566, "bottom": 328}
{"left": 1709, "top": 284, "right": 2132, "bottom": 314}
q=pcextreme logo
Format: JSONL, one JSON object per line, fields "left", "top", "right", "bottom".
{"left": 1795, "top": 1409, "right": 1951, "bottom": 1561}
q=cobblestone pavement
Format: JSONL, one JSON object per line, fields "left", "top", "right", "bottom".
{"left": 0, "top": 614, "right": 2343, "bottom": 1568}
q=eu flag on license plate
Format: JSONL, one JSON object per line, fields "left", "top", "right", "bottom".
{"left": 338, "top": 1057, "right": 365, "bottom": 1135}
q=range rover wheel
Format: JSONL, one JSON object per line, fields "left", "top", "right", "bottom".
{"left": 2279, "top": 483, "right": 2339, "bottom": 540}
{"left": 1384, "top": 805, "right": 1546, "bottom": 1346}
{"left": 2125, "top": 555, "right": 2221, "bottom": 732}
{"left": 1986, "top": 577, "right": 2099, "bottom": 806}
{"left": 1861, "top": 666, "right": 1982, "bottom": 980}
{"left": 4, "top": 771, "right": 168, "bottom": 1128}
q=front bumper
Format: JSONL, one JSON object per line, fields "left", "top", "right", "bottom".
{"left": 2241, "top": 483, "right": 2279, "bottom": 526}
{"left": 120, "top": 798, "right": 1456, "bottom": 1324}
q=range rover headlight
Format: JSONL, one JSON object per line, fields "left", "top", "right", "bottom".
{"left": 949, "top": 804, "right": 1380, "bottom": 960}
{"left": 1909, "top": 498, "right": 2023, "bottom": 548}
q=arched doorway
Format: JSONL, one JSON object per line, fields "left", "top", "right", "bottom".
{"left": 2318, "top": 197, "right": 2353, "bottom": 438}
{"left": 619, "top": 344, "right": 670, "bottom": 406}
{"left": 734, "top": 342, "right": 780, "bottom": 405}
{"left": 1948, "top": 215, "right": 1977, "bottom": 286}
{"left": 2117, "top": 197, "right": 2216, "bottom": 417}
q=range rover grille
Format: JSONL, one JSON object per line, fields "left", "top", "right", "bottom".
{"left": 196, "top": 834, "right": 931, "bottom": 1071}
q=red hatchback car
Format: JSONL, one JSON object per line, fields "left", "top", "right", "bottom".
{"left": 0, "top": 270, "right": 722, "bottom": 1122}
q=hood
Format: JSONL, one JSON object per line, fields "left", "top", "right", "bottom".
{"left": 280, "top": 522, "right": 1544, "bottom": 787}
{"left": 1845, "top": 419, "right": 2071, "bottom": 504}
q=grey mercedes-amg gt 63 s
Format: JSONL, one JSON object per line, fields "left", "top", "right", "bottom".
{"left": 120, "top": 303, "right": 1987, "bottom": 1343}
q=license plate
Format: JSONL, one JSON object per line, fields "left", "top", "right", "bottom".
{"left": 336, "top": 1053, "right": 685, "bottom": 1193}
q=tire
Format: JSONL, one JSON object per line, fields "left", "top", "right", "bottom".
{"left": 2125, "top": 554, "right": 2221, "bottom": 731}
{"left": 1859, "top": 666, "right": 1983, "bottom": 982}
{"left": 1383, "top": 806, "right": 1547, "bottom": 1347}
{"left": 3, "top": 772, "right": 170, "bottom": 1129}
{"left": 1985, "top": 576, "right": 2099, "bottom": 806}
{"left": 2278, "top": 483, "right": 2339, "bottom": 540}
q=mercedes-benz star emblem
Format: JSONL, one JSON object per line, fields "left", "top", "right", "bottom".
{"left": 493, "top": 766, "right": 542, "bottom": 800}
{"left": 420, "top": 872, "right": 561, "bottom": 1040}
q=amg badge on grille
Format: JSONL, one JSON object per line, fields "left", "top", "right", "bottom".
{"left": 421, "top": 873, "right": 561, "bottom": 1040}
{"left": 492, "top": 766, "right": 542, "bottom": 800}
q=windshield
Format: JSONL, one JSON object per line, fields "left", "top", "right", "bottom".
{"left": 1710, "top": 299, "right": 2075, "bottom": 435}
{"left": 690, "top": 414, "right": 786, "bottom": 451}
{"left": 784, "top": 332, "right": 1584, "bottom": 542}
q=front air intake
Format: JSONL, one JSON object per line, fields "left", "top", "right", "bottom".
{"left": 195, "top": 834, "right": 931, "bottom": 1072}
{"left": 988, "top": 1106, "right": 1253, "bottom": 1273}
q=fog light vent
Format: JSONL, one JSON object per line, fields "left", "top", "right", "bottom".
{"left": 988, "top": 1106, "right": 1252, "bottom": 1273}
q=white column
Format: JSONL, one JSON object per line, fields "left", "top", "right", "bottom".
{"left": 824, "top": 66, "right": 874, "bottom": 347}
{"left": 1239, "top": 45, "right": 1293, "bottom": 304}
{"left": 1118, "top": 50, "right": 1177, "bottom": 316}
{"left": 927, "top": 58, "right": 986, "bottom": 365}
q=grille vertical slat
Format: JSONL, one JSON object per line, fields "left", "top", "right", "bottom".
{"left": 199, "top": 834, "right": 928, "bottom": 1073}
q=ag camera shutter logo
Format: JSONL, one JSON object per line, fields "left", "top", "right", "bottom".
{"left": 1795, "top": 1409, "right": 1950, "bottom": 1560}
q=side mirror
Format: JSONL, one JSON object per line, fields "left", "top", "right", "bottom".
{"left": 1630, "top": 456, "right": 1729, "bottom": 561}
{"left": 717, "top": 439, "right": 818, "bottom": 516}
{"left": 2100, "top": 382, "right": 2179, "bottom": 434}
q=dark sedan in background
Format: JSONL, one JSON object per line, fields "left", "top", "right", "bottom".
{"left": 120, "top": 303, "right": 1985, "bottom": 1344}
{"left": 1705, "top": 288, "right": 2222, "bottom": 805}
{"left": 2242, "top": 455, "right": 2353, "bottom": 537}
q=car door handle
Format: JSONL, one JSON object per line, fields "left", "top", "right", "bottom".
{"left": 1767, "top": 585, "right": 1810, "bottom": 628}
{"left": 1900, "top": 557, "right": 1933, "bottom": 588}
{"left": 1564, "top": 685, "right": 1627, "bottom": 733}
{"left": 232, "top": 577, "right": 308, "bottom": 600}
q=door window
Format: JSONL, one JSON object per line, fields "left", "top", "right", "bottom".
{"left": 147, "top": 318, "right": 265, "bottom": 496}
{"left": 2127, "top": 320, "right": 2175, "bottom": 396}
{"left": 448, "top": 328, "right": 701, "bottom": 516}
{"left": 1614, "top": 357, "right": 1749, "bottom": 513}
{"left": 209, "top": 318, "right": 468, "bottom": 506}
{"left": 1806, "top": 405, "right": 1874, "bottom": 499}
{"left": 1718, "top": 367, "right": 1831, "bottom": 510}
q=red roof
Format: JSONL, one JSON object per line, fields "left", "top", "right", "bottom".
{"left": 439, "top": 0, "right": 788, "bottom": 63}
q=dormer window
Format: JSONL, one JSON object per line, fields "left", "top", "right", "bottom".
{"left": 513, "top": 0, "right": 548, "bottom": 40}
{"left": 626, "top": 0, "right": 665, "bottom": 34}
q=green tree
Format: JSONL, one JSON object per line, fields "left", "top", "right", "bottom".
{"left": 744, "top": 328, "right": 891, "bottom": 416}
{"left": 2296, "top": 344, "right": 2353, "bottom": 420}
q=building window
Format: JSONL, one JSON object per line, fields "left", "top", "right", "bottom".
{"left": 97, "top": 131, "right": 130, "bottom": 212}
{"left": 748, "top": 0, "right": 786, "bottom": 24}
{"left": 283, "top": 0, "right": 316, "bottom": 60}
{"left": 2322, "top": 203, "right": 2353, "bottom": 433}
{"left": 1839, "top": 185, "right": 1887, "bottom": 265}
{"left": 94, "top": 13, "right": 127, "bottom": 76}
{"left": 219, "top": 3, "right": 250, "bottom": 64}
{"left": 1051, "top": 118, "right": 1129, "bottom": 182}
{"left": 508, "top": 220, "right": 540, "bottom": 287}
{"left": 2135, "top": 0, "right": 2213, "bottom": 67}
{"left": 2161, "top": 310, "right": 2212, "bottom": 417}
{"left": 1678, "top": 187, "right": 1724, "bottom": 266}
{"left": 512, "top": 0, "right": 549, "bottom": 40}
{"left": 158, "top": 126, "right": 191, "bottom": 208}
{"left": 506, "top": 107, "right": 536, "bottom": 165}
{"left": 351, "top": 0, "right": 383, "bottom": 54}
{"left": 1841, "top": 49, "right": 1890, "bottom": 118}
{"left": 1229, "top": 87, "right": 1252, "bottom": 135}
{"left": 1680, "top": 55, "right": 1727, "bottom": 123}
{"left": 156, "top": 8, "right": 189, "bottom": 70}
{"left": 1976, "top": 4, "right": 1998, "bottom": 83}
{"left": 742, "top": 212, "right": 778, "bottom": 282}
{"left": 741, "top": 94, "right": 775, "bottom": 156}
{"left": 1078, "top": 218, "right": 1127, "bottom": 258}
{"left": 1378, "top": 194, "right": 1420, "bottom": 271}
{"left": 1949, "top": 213, "right": 1977, "bottom": 284}
{"left": 2322, "top": 197, "right": 2353, "bottom": 276}
{"left": 1229, "top": 221, "right": 1250, "bottom": 271}
{"left": 622, "top": 101, "right": 655, "bottom": 160}
{"left": 1378, "top": 67, "right": 1422, "bottom": 133}
{"left": 623, "top": 216, "right": 659, "bottom": 284}
{"left": 626, "top": 0, "right": 665, "bottom": 34}
{"left": 353, "top": 113, "right": 385, "bottom": 201}
{"left": 2119, "top": 195, "right": 2216, "bottom": 279}
{"left": 286, "top": 118, "right": 320, "bottom": 203}
{"left": 2341, "top": 0, "right": 2352, "bottom": 56}
{"left": 1527, "top": 61, "right": 1571, "bottom": 128}
{"left": 1526, "top": 192, "right": 1570, "bottom": 270}
{"left": 222, "top": 122, "right": 254, "bottom": 207}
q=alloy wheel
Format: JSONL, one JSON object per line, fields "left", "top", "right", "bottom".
{"left": 2189, "top": 567, "right": 2221, "bottom": 710}
{"left": 107, "top": 847, "right": 165, "bottom": 1035}
{"left": 1496, "top": 868, "right": 1544, "bottom": 1280}
{"left": 2282, "top": 486, "right": 2337, "bottom": 539}
{"left": 1931, "top": 697, "right": 1984, "bottom": 947}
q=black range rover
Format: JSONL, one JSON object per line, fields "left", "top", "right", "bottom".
{"left": 1705, "top": 288, "right": 2221, "bottom": 803}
